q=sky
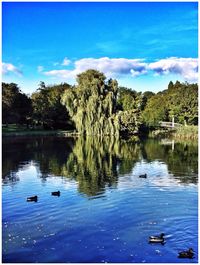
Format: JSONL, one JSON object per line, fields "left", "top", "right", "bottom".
{"left": 2, "top": 2, "right": 198, "bottom": 94}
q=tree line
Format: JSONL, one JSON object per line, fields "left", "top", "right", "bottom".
{"left": 2, "top": 69, "right": 198, "bottom": 134}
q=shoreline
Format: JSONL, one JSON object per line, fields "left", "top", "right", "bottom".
{"left": 148, "top": 126, "right": 198, "bottom": 141}
{"left": 2, "top": 125, "right": 198, "bottom": 141}
{"left": 2, "top": 130, "right": 80, "bottom": 137}
{"left": 2, "top": 131, "right": 198, "bottom": 142}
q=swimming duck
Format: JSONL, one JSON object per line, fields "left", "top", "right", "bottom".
{"left": 178, "top": 248, "right": 194, "bottom": 259}
{"left": 27, "top": 195, "right": 38, "bottom": 202}
{"left": 149, "top": 233, "right": 165, "bottom": 244}
{"left": 139, "top": 174, "right": 147, "bottom": 178}
{"left": 51, "top": 191, "right": 60, "bottom": 196}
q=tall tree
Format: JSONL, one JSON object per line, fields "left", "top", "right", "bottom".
{"left": 31, "top": 82, "right": 74, "bottom": 129}
{"left": 142, "top": 94, "right": 168, "bottom": 127}
{"left": 117, "top": 87, "right": 138, "bottom": 111}
{"left": 142, "top": 81, "right": 198, "bottom": 126}
{"left": 2, "top": 82, "right": 32, "bottom": 125}
{"left": 61, "top": 70, "right": 120, "bottom": 135}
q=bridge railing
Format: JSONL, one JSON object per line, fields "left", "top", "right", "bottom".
{"left": 159, "top": 121, "right": 182, "bottom": 128}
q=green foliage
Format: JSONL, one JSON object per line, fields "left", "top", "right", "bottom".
{"left": 166, "top": 81, "right": 198, "bottom": 125}
{"left": 142, "top": 94, "right": 168, "bottom": 126}
{"left": 117, "top": 87, "right": 138, "bottom": 111}
{"left": 62, "top": 70, "right": 141, "bottom": 135}
{"left": 117, "top": 87, "right": 153, "bottom": 112}
{"left": 2, "top": 77, "right": 197, "bottom": 135}
{"left": 142, "top": 81, "right": 198, "bottom": 127}
{"left": 61, "top": 70, "right": 120, "bottom": 135}
{"left": 31, "top": 82, "right": 74, "bottom": 129}
{"left": 2, "top": 82, "right": 32, "bottom": 125}
{"left": 117, "top": 110, "right": 140, "bottom": 134}
{"left": 141, "top": 91, "right": 155, "bottom": 110}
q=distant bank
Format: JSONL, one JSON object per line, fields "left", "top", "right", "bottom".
{"left": 2, "top": 124, "right": 198, "bottom": 140}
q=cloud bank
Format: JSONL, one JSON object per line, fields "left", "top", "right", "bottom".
{"left": 43, "top": 57, "right": 198, "bottom": 82}
{"left": 44, "top": 57, "right": 148, "bottom": 79}
{"left": 74, "top": 57, "right": 147, "bottom": 77}
{"left": 3, "top": 57, "right": 197, "bottom": 83}
{"left": 2, "top": 63, "right": 23, "bottom": 76}
{"left": 148, "top": 57, "right": 198, "bottom": 82}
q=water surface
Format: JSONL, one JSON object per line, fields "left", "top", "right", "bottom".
{"left": 2, "top": 136, "right": 198, "bottom": 263}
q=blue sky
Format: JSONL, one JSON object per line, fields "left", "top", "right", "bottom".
{"left": 2, "top": 2, "right": 198, "bottom": 94}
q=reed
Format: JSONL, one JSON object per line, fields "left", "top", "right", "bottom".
{"left": 172, "top": 125, "right": 198, "bottom": 140}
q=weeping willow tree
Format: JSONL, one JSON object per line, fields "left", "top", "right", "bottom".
{"left": 61, "top": 69, "right": 120, "bottom": 135}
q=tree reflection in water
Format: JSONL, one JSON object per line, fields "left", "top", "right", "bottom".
{"left": 141, "top": 139, "right": 198, "bottom": 184}
{"left": 62, "top": 136, "right": 140, "bottom": 196}
{"left": 2, "top": 136, "right": 75, "bottom": 181}
{"left": 2, "top": 136, "right": 198, "bottom": 195}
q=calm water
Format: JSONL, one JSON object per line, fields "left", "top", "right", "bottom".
{"left": 2, "top": 136, "right": 198, "bottom": 263}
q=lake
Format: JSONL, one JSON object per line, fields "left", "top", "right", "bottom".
{"left": 2, "top": 136, "right": 198, "bottom": 263}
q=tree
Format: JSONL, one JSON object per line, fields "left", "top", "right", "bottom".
{"left": 31, "top": 82, "right": 74, "bottom": 129}
{"left": 2, "top": 82, "right": 32, "bottom": 125}
{"left": 117, "top": 109, "right": 141, "bottom": 134}
{"left": 166, "top": 82, "right": 198, "bottom": 125}
{"left": 117, "top": 87, "right": 138, "bottom": 111}
{"left": 141, "top": 91, "right": 155, "bottom": 110}
{"left": 168, "top": 81, "right": 174, "bottom": 90}
{"left": 61, "top": 70, "right": 120, "bottom": 135}
{"left": 142, "top": 94, "right": 168, "bottom": 127}
{"left": 62, "top": 70, "right": 142, "bottom": 135}
{"left": 141, "top": 81, "right": 198, "bottom": 127}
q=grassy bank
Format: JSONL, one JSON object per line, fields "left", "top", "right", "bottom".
{"left": 172, "top": 125, "right": 198, "bottom": 140}
{"left": 149, "top": 125, "right": 198, "bottom": 140}
{"left": 2, "top": 124, "right": 198, "bottom": 140}
{"left": 2, "top": 124, "right": 79, "bottom": 137}
{"left": 149, "top": 128, "right": 173, "bottom": 138}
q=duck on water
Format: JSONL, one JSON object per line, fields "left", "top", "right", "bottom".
{"left": 139, "top": 174, "right": 147, "bottom": 178}
{"left": 27, "top": 195, "right": 38, "bottom": 202}
{"left": 178, "top": 248, "right": 194, "bottom": 259}
{"left": 51, "top": 191, "right": 60, "bottom": 196}
{"left": 149, "top": 233, "right": 165, "bottom": 244}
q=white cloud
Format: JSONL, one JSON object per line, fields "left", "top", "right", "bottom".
{"left": 130, "top": 68, "right": 147, "bottom": 77}
{"left": 44, "top": 69, "right": 75, "bottom": 79}
{"left": 148, "top": 57, "right": 198, "bottom": 82}
{"left": 44, "top": 57, "right": 147, "bottom": 79}
{"left": 62, "top": 57, "right": 71, "bottom": 66}
{"left": 37, "top": 65, "right": 44, "bottom": 73}
{"left": 2, "top": 62, "right": 23, "bottom": 76}
{"left": 74, "top": 57, "right": 147, "bottom": 77}
{"left": 52, "top": 58, "right": 71, "bottom": 67}
{"left": 42, "top": 57, "right": 198, "bottom": 83}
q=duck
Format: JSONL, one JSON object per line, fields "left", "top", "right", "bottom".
{"left": 51, "top": 191, "right": 60, "bottom": 196}
{"left": 139, "top": 174, "right": 147, "bottom": 178}
{"left": 178, "top": 248, "right": 194, "bottom": 259}
{"left": 27, "top": 195, "right": 38, "bottom": 202}
{"left": 149, "top": 233, "right": 165, "bottom": 244}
